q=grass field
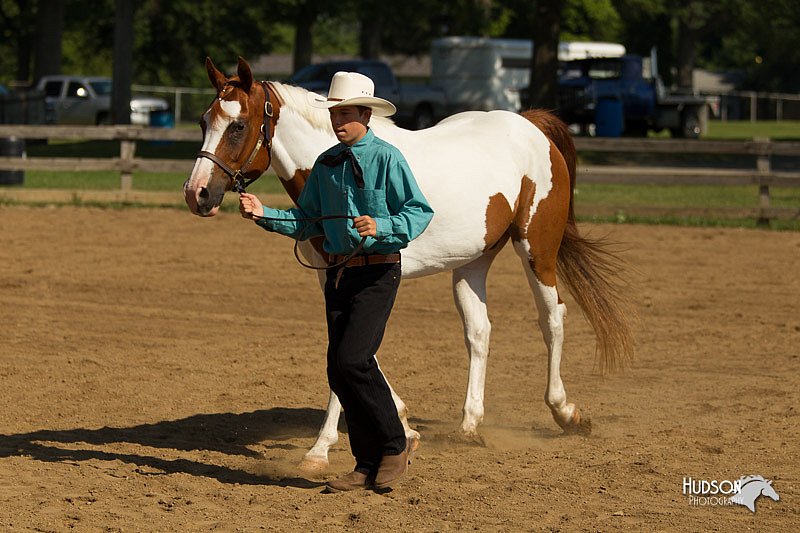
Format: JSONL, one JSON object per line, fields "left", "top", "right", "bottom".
{"left": 705, "top": 120, "right": 800, "bottom": 140}
{"left": 2, "top": 120, "right": 799, "bottom": 230}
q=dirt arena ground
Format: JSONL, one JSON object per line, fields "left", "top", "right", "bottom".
{"left": 0, "top": 205, "right": 797, "bottom": 531}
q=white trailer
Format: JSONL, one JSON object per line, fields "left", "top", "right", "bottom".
{"left": 430, "top": 36, "right": 625, "bottom": 114}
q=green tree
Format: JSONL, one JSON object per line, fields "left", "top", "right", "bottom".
{"left": 707, "top": 0, "right": 800, "bottom": 92}
{"left": 561, "top": 0, "right": 621, "bottom": 41}
{"left": 133, "top": 0, "right": 288, "bottom": 85}
{"left": 0, "top": 0, "right": 37, "bottom": 83}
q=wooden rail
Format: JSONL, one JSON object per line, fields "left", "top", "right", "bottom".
{"left": 0, "top": 125, "right": 201, "bottom": 192}
{"left": 573, "top": 137, "right": 800, "bottom": 224}
{"left": 0, "top": 125, "right": 798, "bottom": 223}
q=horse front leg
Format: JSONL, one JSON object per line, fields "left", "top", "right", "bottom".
{"left": 452, "top": 255, "right": 496, "bottom": 437}
{"left": 299, "top": 390, "right": 341, "bottom": 472}
{"left": 299, "top": 364, "right": 419, "bottom": 472}
{"left": 298, "top": 254, "right": 341, "bottom": 472}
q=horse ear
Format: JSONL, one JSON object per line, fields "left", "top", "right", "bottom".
{"left": 237, "top": 56, "right": 254, "bottom": 93}
{"left": 205, "top": 57, "right": 227, "bottom": 92}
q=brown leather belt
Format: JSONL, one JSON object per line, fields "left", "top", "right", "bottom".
{"left": 330, "top": 253, "right": 401, "bottom": 268}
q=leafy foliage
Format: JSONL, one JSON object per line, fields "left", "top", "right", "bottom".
{"left": 1, "top": 0, "right": 799, "bottom": 92}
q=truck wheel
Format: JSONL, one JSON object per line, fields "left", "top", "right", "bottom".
{"left": 412, "top": 105, "right": 434, "bottom": 130}
{"left": 672, "top": 112, "right": 700, "bottom": 139}
{"left": 96, "top": 112, "right": 111, "bottom": 125}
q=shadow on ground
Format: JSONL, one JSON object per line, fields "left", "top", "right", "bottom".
{"left": 0, "top": 407, "right": 329, "bottom": 488}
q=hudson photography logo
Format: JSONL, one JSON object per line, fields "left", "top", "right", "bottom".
{"left": 682, "top": 475, "right": 780, "bottom": 512}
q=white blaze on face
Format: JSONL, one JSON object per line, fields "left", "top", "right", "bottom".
{"left": 184, "top": 99, "right": 242, "bottom": 211}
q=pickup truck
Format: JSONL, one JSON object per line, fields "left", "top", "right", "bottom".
{"left": 557, "top": 50, "right": 717, "bottom": 138}
{"left": 287, "top": 60, "right": 447, "bottom": 130}
{"left": 34, "top": 75, "right": 170, "bottom": 126}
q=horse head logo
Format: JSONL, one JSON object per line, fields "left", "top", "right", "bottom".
{"left": 730, "top": 475, "right": 780, "bottom": 513}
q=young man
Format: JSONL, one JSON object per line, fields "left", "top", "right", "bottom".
{"left": 239, "top": 72, "right": 433, "bottom": 491}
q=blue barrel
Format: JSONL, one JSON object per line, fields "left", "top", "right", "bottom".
{"left": 595, "top": 97, "right": 624, "bottom": 137}
{"left": 0, "top": 137, "right": 25, "bottom": 185}
{"left": 149, "top": 109, "right": 175, "bottom": 128}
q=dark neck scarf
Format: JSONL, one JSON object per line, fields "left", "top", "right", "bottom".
{"left": 320, "top": 148, "right": 364, "bottom": 188}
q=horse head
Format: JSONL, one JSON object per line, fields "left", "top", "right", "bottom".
{"left": 184, "top": 57, "right": 278, "bottom": 216}
{"left": 761, "top": 479, "right": 780, "bottom": 502}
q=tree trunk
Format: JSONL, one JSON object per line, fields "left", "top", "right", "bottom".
{"left": 33, "top": 0, "right": 64, "bottom": 82}
{"left": 528, "top": 0, "right": 562, "bottom": 111}
{"left": 359, "top": 12, "right": 383, "bottom": 58}
{"left": 293, "top": 4, "right": 315, "bottom": 73}
{"left": 112, "top": 0, "right": 134, "bottom": 125}
{"left": 15, "top": 0, "right": 34, "bottom": 83}
{"left": 676, "top": 1, "right": 701, "bottom": 91}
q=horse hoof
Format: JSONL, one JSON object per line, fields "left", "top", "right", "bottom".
{"left": 298, "top": 455, "right": 329, "bottom": 473}
{"left": 560, "top": 409, "right": 592, "bottom": 436}
{"left": 453, "top": 430, "right": 486, "bottom": 447}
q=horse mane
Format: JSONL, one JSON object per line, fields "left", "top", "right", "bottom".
{"left": 739, "top": 475, "right": 767, "bottom": 486}
{"left": 269, "top": 81, "right": 397, "bottom": 132}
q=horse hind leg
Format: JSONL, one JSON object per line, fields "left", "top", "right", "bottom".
{"left": 513, "top": 157, "right": 590, "bottom": 435}
{"left": 514, "top": 244, "right": 589, "bottom": 435}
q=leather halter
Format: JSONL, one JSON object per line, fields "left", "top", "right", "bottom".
{"left": 197, "top": 81, "right": 274, "bottom": 193}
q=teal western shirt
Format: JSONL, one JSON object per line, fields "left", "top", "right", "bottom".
{"left": 257, "top": 129, "right": 433, "bottom": 255}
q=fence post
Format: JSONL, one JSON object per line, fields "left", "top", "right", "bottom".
{"left": 175, "top": 88, "right": 183, "bottom": 124}
{"left": 754, "top": 137, "right": 771, "bottom": 226}
{"left": 120, "top": 137, "right": 135, "bottom": 192}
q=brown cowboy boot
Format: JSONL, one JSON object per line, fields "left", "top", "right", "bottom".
{"left": 325, "top": 470, "right": 370, "bottom": 493}
{"left": 373, "top": 448, "right": 409, "bottom": 490}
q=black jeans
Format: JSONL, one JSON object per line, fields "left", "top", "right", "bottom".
{"left": 324, "top": 262, "right": 406, "bottom": 474}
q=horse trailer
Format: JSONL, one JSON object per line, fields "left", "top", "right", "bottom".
{"left": 431, "top": 36, "right": 625, "bottom": 115}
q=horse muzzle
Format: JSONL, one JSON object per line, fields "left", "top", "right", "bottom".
{"left": 184, "top": 181, "right": 224, "bottom": 217}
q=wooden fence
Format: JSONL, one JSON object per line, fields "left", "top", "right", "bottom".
{"left": 572, "top": 137, "right": 800, "bottom": 223}
{"left": 0, "top": 125, "right": 798, "bottom": 223}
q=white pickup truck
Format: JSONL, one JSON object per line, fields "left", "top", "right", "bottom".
{"left": 34, "top": 75, "right": 170, "bottom": 126}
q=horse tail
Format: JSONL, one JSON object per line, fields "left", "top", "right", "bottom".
{"left": 557, "top": 223, "right": 635, "bottom": 373}
{"left": 521, "top": 109, "right": 635, "bottom": 374}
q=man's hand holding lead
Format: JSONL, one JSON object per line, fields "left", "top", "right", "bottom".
{"left": 239, "top": 193, "right": 263, "bottom": 220}
{"left": 353, "top": 215, "right": 377, "bottom": 237}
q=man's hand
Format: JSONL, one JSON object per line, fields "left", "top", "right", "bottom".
{"left": 353, "top": 215, "right": 377, "bottom": 237}
{"left": 239, "top": 193, "right": 263, "bottom": 220}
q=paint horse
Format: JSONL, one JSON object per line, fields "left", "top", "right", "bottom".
{"left": 184, "top": 57, "right": 634, "bottom": 470}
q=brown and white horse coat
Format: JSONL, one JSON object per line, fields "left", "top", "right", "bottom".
{"left": 184, "top": 58, "right": 633, "bottom": 470}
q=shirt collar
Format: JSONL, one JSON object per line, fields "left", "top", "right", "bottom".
{"left": 347, "top": 128, "right": 374, "bottom": 154}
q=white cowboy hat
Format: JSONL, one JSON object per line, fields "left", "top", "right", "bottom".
{"left": 308, "top": 71, "right": 397, "bottom": 117}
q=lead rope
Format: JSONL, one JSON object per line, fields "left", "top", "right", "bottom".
{"left": 248, "top": 210, "right": 367, "bottom": 287}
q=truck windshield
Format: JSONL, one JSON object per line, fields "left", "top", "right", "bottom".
{"left": 90, "top": 80, "right": 113, "bottom": 96}
{"left": 289, "top": 65, "right": 330, "bottom": 84}
{"left": 587, "top": 61, "right": 622, "bottom": 80}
